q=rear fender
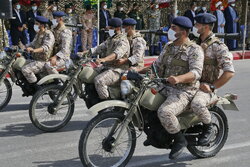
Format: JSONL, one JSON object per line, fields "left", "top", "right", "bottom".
{"left": 216, "top": 93, "right": 239, "bottom": 111}
{"left": 37, "top": 74, "right": 70, "bottom": 85}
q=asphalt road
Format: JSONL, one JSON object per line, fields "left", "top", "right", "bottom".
{"left": 0, "top": 59, "right": 250, "bottom": 167}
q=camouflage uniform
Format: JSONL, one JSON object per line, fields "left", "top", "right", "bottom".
{"left": 145, "top": 8, "right": 161, "bottom": 44}
{"left": 80, "top": 12, "right": 96, "bottom": 51}
{"left": 91, "top": 33, "right": 130, "bottom": 99}
{"left": 157, "top": 40, "right": 204, "bottom": 134}
{"left": 42, "top": 10, "right": 54, "bottom": 21}
{"left": 47, "top": 24, "right": 72, "bottom": 74}
{"left": 64, "top": 14, "right": 78, "bottom": 52}
{"left": 128, "top": 32, "right": 146, "bottom": 67}
{"left": 191, "top": 34, "right": 235, "bottom": 124}
{"left": 0, "top": 20, "right": 9, "bottom": 51}
{"left": 22, "top": 30, "right": 55, "bottom": 83}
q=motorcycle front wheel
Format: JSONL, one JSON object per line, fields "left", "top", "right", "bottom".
{"left": 0, "top": 79, "right": 12, "bottom": 111}
{"left": 78, "top": 110, "right": 136, "bottom": 167}
{"left": 29, "top": 84, "right": 75, "bottom": 132}
{"left": 187, "top": 106, "right": 228, "bottom": 158}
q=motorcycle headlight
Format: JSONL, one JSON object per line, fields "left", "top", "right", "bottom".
{"left": 121, "top": 80, "right": 134, "bottom": 96}
{"left": 0, "top": 51, "right": 7, "bottom": 60}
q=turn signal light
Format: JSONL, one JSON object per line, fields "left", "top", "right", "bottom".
{"left": 151, "top": 88, "right": 158, "bottom": 95}
{"left": 15, "top": 53, "right": 21, "bottom": 57}
{"left": 121, "top": 75, "right": 127, "bottom": 80}
{"left": 230, "top": 94, "right": 238, "bottom": 100}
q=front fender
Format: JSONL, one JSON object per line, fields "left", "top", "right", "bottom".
{"left": 89, "top": 100, "right": 131, "bottom": 116}
{"left": 37, "top": 74, "right": 70, "bottom": 85}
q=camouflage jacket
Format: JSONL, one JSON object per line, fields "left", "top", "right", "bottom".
{"left": 155, "top": 39, "right": 204, "bottom": 92}
{"left": 42, "top": 10, "right": 53, "bottom": 21}
{"left": 64, "top": 14, "right": 78, "bottom": 32}
{"left": 28, "top": 29, "right": 55, "bottom": 61}
{"left": 53, "top": 24, "right": 72, "bottom": 60}
{"left": 91, "top": 33, "right": 130, "bottom": 73}
{"left": 145, "top": 9, "right": 161, "bottom": 30}
{"left": 197, "top": 33, "right": 235, "bottom": 84}
{"left": 0, "top": 21, "right": 9, "bottom": 51}
{"left": 128, "top": 32, "right": 146, "bottom": 67}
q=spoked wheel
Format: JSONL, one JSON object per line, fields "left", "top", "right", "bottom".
{"left": 29, "top": 84, "right": 75, "bottom": 132}
{"left": 187, "top": 106, "right": 228, "bottom": 158}
{"left": 0, "top": 79, "right": 12, "bottom": 111}
{"left": 79, "top": 110, "right": 136, "bottom": 167}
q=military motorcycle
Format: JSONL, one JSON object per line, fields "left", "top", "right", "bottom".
{"left": 29, "top": 54, "right": 122, "bottom": 132}
{"left": 78, "top": 64, "right": 239, "bottom": 167}
{"left": 0, "top": 47, "right": 61, "bottom": 111}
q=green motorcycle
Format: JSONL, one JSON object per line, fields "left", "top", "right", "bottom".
{"left": 78, "top": 64, "right": 239, "bottom": 167}
{"left": 29, "top": 55, "right": 121, "bottom": 132}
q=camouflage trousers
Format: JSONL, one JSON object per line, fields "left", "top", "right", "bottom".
{"left": 22, "top": 59, "right": 66, "bottom": 83}
{"left": 94, "top": 69, "right": 120, "bottom": 100}
{"left": 81, "top": 29, "right": 93, "bottom": 51}
{"left": 21, "top": 60, "right": 48, "bottom": 83}
{"left": 190, "top": 90, "right": 214, "bottom": 124}
{"left": 45, "top": 58, "right": 66, "bottom": 74}
{"left": 157, "top": 89, "right": 191, "bottom": 134}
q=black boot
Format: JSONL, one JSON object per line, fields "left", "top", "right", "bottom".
{"left": 198, "top": 123, "right": 214, "bottom": 146}
{"left": 169, "top": 132, "right": 187, "bottom": 160}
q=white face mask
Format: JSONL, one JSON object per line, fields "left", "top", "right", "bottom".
{"left": 108, "top": 29, "right": 115, "bottom": 37}
{"left": 119, "top": 7, "right": 123, "bottom": 11}
{"left": 192, "top": 27, "right": 200, "bottom": 37}
{"left": 103, "top": 5, "right": 107, "bottom": 9}
{"left": 167, "top": 29, "right": 177, "bottom": 41}
{"left": 122, "top": 28, "right": 126, "bottom": 34}
{"left": 34, "top": 25, "right": 40, "bottom": 32}
{"left": 51, "top": 19, "right": 58, "bottom": 28}
{"left": 194, "top": 7, "right": 198, "bottom": 11}
{"left": 155, "top": 5, "right": 159, "bottom": 9}
{"left": 175, "top": 10, "right": 179, "bottom": 15}
{"left": 68, "top": 9, "right": 72, "bottom": 14}
{"left": 202, "top": 7, "right": 207, "bottom": 11}
{"left": 231, "top": 3, "right": 235, "bottom": 7}
{"left": 53, "top": 6, "right": 57, "bottom": 11}
{"left": 32, "top": 6, "right": 37, "bottom": 11}
{"left": 220, "top": 6, "right": 224, "bottom": 10}
{"left": 16, "top": 4, "right": 21, "bottom": 10}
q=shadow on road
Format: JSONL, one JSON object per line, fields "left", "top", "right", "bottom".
{"left": 127, "top": 153, "right": 195, "bottom": 167}
{"left": 33, "top": 157, "right": 81, "bottom": 167}
{"left": 1, "top": 103, "right": 29, "bottom": 112}
{"left": 0, "top": 120, "right": 88, "bottom": 137}
{"left": 33, "top": 153, "right": 197, "bottom": 167}
{"left": 0, "top": 122, "right": 39, "bottom": 137}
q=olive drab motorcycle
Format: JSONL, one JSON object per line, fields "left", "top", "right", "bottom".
{"left": 0, "top": 47, "right": 60, "bottom": 111}
{"left": 78, "top": 64, "right": 239, "bottom": 167}
{"left": 29, "top": 54, "right": 122, "bottom": 132}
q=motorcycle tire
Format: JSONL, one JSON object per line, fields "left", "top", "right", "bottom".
{"left": 0, "top": 79, "right": 12, "bottom": 111}
{"left": 29, "top": 84, "right": 75, "bottom": 132}
{"left": 187, "top": 106, "right": 228, "bottom": 158}
{"left": 78, "top": 110, "right": 136, "bottom": 167}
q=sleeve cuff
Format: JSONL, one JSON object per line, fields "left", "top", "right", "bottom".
{"left": 128, "top": 57, "right": 137, "bottom": 65}
{"left": 190, "top": 70, "right": 200, "bottom": 80}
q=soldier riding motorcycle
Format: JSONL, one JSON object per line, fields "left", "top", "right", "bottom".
{"left": 28, "top": 54, "right": 123, "bottom": 132}
{"left": 0, "top": 47, "right": 62, "bottom": 111}
{"left": 78, "top": 66, "right": 239, "bottom": 167}
{"left": 28, "top": 18, "right": 145, "bottom": 132}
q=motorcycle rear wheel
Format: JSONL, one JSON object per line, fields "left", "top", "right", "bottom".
{"left": 187, "top": 106, "right": 228, "bottom": 158}
{"left": 0, "top": 79, "right": 12, "bottom": 111}
{"left": 29, "top": 84, "right": 75, "bottom": 132}
{"left": 78, "top": 110, "right": 136, "bottom": 167}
